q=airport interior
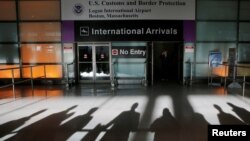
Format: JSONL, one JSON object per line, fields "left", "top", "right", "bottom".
{"left": 0, "top": 0, "right": 250, "bottom": 141}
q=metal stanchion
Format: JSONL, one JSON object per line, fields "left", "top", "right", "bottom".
{"left": 11, "top": 69, "right": 15, "bottom": 99}
{"left": 65, "top": 64, "right": 69, "bottom": 88}
{"left": 243, "top": 75, "right": 245, "bottom": 97}
{"left": 208, "top": 64, "right": 210, "bottom": 86}
{"left": 190, "top": 62, "right": 193, "bottom": 86}
{"left": 30, "top": 66, "right": 34, "bottom": 96}
{"left": 111, "top": 63, "right": 115, "bottom": 87}
{"left": 210, "top": 65, "right": 214, "bottom": 86}
{"left": 228, "top": 64, "right": 241, "bottom": 88}
{"left": 224, "top": 65, "right": 227, "bottom": 88}
{"left": 44, "top": 65, "right": 47, "bottom": 97}
{"left": 144, "top": 62, "right": 148, "bottom": 86}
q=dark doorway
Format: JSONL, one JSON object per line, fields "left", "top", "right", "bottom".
{"left": 153, "top": 42, "right": 183, "bottom": 84}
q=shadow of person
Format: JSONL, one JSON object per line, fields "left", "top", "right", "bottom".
{"left": 150, "top": 108, "right": 180, "bottom": 141}
{"left": 6, "top": 105, "right": 77, "bottom": 141}
{"left": 81, "top": 123, "right": 103, "bottom": 141}
{"left": 54, "top": 107, "right": 98, "bottom": 141}
{"left": 213, "top": 104, "right": 246, "bottom": 125}
{"left": 184, "top": 112, "right": 210, "bottom": 141}
{"left": 227, "top": 102, "right": 250, "bottom": 124}
{"left": 0, "top": 109, "right": 47, "bottom": 138}
{"left": 100, "top": 102, "right": 140, "bottom": 141}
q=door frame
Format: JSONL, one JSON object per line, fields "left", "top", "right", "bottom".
{"left": 77, "top": 42, "right": 111, "bottom": 83}
{"left": 151, "top": 41, "right": 184, "bottom": 85}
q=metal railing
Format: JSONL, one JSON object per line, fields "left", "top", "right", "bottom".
{"left": 64, "top": 62, "right": 75, "bottom": 87}
{"left": 184, "top": 61, "right": 205, "bottom": 86}
{"left": 185, "top": 62, "right": 232, "bottom": 86}
{"left": 0, "top": 65, "right": 47, "bottom": 99}
{"left": 186, "top": 61, "right": 250, "bottom": 96}
{"left": 111, "top": 61, "right": 147, "bottom": 87}
{"left": 209, "top": 63, "right": 228, "bottom": 88}
{"left": 242, "top": 75, "right": 250, "bottom": 97}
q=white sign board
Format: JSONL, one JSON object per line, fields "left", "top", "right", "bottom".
{"left": 61, "top": 0, "right": 195, "bottom": 20}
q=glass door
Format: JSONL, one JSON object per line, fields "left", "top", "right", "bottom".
{"left": 95, "top": 46, "right": 110, "bottom": 80}
{"left": 78, "top": 45, "right": 93, "bottom": 81}
{"left": 78, "top": 43, "right": 111, "bottom": 83}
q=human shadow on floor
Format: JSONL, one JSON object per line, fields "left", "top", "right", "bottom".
{"left": 227, "top": 102, "right": 250, "bottom": 124}
{"left": 214, "top": 104, "right": 246, "bottom": 124}
{"left": 0, "top": 109, "right": 47, "bottom": 138}
{"left": 99, "top": 102, "right": 140, "bottom": 141}
{"left": 6, "top": 105, "right": 77, "bottom": 141}
{"left": 150, "top": 108, "right": 180, "bottom": 141}
{"left": 171, "top": 92, "right": 210, "bottom": 141}
{"left": 184, "top": 112, "right": 210, "bottom": 141}
{"left": 54, "top": 107, "right": 98, "bottom": 141}
{"left": 81, "top": 123, "right": 103, "bottom": 141}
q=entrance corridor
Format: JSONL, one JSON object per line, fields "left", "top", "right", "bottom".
{"left": 0, "top": 83, "right": 250, "bottom": 141}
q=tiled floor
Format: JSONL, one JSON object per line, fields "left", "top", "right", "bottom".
{"left": 0, "top": 82, "right": 250, "bottom": 141}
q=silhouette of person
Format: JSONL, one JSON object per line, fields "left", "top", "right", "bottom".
{"left": 160, "top": 50, "right": 169, "bottom": 80}
{"left": 6, "top": 105, "right": 77, "bottom": 141}
{"left": 213, "top": 104, "right": 246, "bottom": 125}
{"left": 100, "top": 103, "right": 140, "bottom": 141}
{"left": 55, "top": 107, "right": 98, "bottom": 141}
{"left": 227, "top": 102, "right": 250, "bottom": 124}
{"left": 0, "top": 109, "right": 47, "bottom": 138}
{"left": 150, "top": 108, "right": 180, "bottom": 141}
